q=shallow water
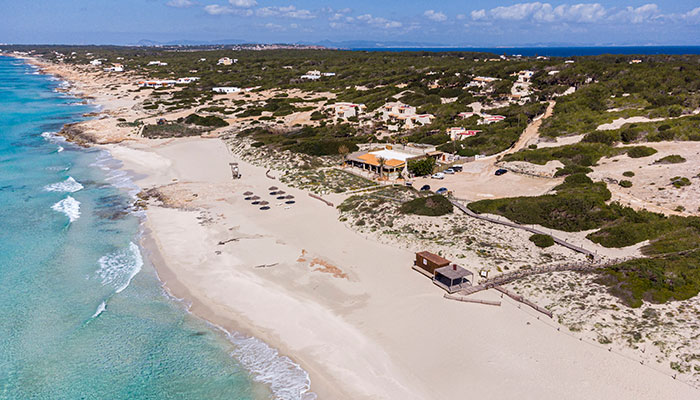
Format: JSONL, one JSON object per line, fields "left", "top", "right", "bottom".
{"left": 0, "top": 56, "right": 313, "bottom": 400}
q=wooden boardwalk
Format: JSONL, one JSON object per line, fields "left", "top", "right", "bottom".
{"left": 449, "top": 198, "right": 598, "bottom": 260}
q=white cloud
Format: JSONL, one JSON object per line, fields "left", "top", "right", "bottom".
{"left": 265, "top": 22, "right": 285, "bottom": 31}
{"left": 229, "top": 0, "right": 257, "bottom": 7}
{"left": 167, "top": 0, "right": 194, "bottom": 7}
{"left": 357, "top": 14, "right": 402, "bottom": 29}
{"left": 682, "top": 7, "right": 700, "bottom": 23}
{"left": 470, "top": 2, "right": 646, "bottom": 24}
{"left": 424, "top": 10, "right": 447, "bottom": 22}
{"left": 471, "top": 9, "right": 487, "bottom": 20}
{"left": 611, "top": 4, "right": 660, "bottom": 24}
{"left": 204, "top": 4, "right": 234, "bottom": 15}
{"left": 256, "top": 5, "right": 315, "bottom": 19}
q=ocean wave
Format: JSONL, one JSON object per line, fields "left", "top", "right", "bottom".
{"left": 228, "top": 333, "right": 317, "bottom": 400}
{"left": 51, "top": 196, "right": 81, "bottom": 222}
{"left": 92, "top": 150, "right": 141, "bottom": 198}
{"left": 92, "top": 301, "right": 106, "bottom": 318}
{"left": 41, "top": 131, "right": 66, "bottom": 143}
{"left": 44, "top": 176, "right": 83, "bottom": 193}
{"left": 96, "top": 242, "right": 143, "bottom": 294}
{"left": 57, "top": 145, "right": 64, "bottom": 153}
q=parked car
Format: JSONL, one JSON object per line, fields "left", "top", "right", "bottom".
{"left": 405, "top": 181, "right": 413, "bottom": 187}
{"left": 431, "top": 172, "right": 445, "bottom": 179}
{"left": 452, "top": 165, "right": 463, "bottom": 172}
{"left": 444, "top": 168, "right": 455, "bottom": 174}
{"left": 436, "top": 187, "right": 448, "bottom": 195}
{"left": 495, "top": 168, "right": 508, "bottom": 176}
{"left": 420, "top": 184, "right": 431, "bottom": 191}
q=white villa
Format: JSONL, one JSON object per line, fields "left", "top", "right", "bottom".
{"left": 300, "top": 70, "right": 321, "bottom": 80}
{"left": 212, "top": 87, "right": 241, "bottom": 94}
{"left": 137, "top": 80, "right": 176, "bottom": 89}
{"left": 447, "top": 127, "right": 481, "bottom": 141}
{"left": 517, "top": 70, "right": 534, "bottom": 83}
{"left": 479, "top": 114, "right": 506, "bottom": 125}
{"left": 148, "top": 61, "right": 168, "bottom": 66}
{"left": 381, "top": 102, "right": 434, "bottom": 129}
{"left": 217, "top": 57, "right": 237, "bottom": 66}
{"left": 89, "top": 59, "right": 102, "bottom": 66}
{"left": 103, "top": 64, "right": 123, "bottom": 72}
{"left": 176, "top": 77, "right": 200, "bottom": 84}
{"left": 328, "top": 102, "right": 366, "bottom": 119}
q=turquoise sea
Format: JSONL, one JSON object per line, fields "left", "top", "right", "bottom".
{"left": 0, "top": 56, "right": 313, "bottom": 399}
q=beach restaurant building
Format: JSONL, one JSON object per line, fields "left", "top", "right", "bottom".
{"left": 346, "top": 145, "right": 445, "bottom": 178}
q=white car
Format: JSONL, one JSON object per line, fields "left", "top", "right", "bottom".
{"left": 431, "top": 172, "right": 445, "bottom": 179}
{"left": 444, "top": 168, "right": 455, "bottom": 174}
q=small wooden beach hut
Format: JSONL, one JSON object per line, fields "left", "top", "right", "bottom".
{"left": 413, "top": 251, "right": 450, "bottom": 277}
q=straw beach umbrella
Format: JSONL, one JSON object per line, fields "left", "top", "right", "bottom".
{"left": 259, "top": 201, "right": 269, "bottom": 206}
{"left": 243, "top": 191, "right": 253, "bottom": 196}
{"left": 268, "top": 186, "right": 278, "bottom": 191}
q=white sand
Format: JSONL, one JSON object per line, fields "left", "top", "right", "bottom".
{"left": 110, "top": 137, "right": 698, "bottom": 399}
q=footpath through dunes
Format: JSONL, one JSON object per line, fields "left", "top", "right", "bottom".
{"left": 449, "top": 198, "right": 598, "bottom": 259}
{"left": 112, "top": 135, "right": 700, "bottom": 400}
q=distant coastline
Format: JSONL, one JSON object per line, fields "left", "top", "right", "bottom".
{"left": 350, "top": 46, "right": 700, "bottom": 57}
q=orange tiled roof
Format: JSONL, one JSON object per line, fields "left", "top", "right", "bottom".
{"left": 357, "top": 153, "right": 405, "bottom": 168}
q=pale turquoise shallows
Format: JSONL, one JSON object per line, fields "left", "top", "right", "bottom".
{"left": 0, "top": 56, "right": 280, "bottom": 399}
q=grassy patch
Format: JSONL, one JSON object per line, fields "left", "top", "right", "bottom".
{"left": 671, "top": 176, "right": 691, "bottom": 188}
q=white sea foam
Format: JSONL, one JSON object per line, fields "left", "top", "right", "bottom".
{"left": 92, "top": 301, "right": 106, "bottom": 318}
{"left": 51, "top": 196, "right": 81, "bottom": 222}
{"left": 57, "top": 145, "right": 64, "bottom": 153}
{"left": 44, "top": 176, "right": 83, "bottom": 193}
{"left": 228, "top": 333, "right": 317, "bottom": 400}
{"left": 96, "top": 242, "right": 143, "bottom": 294}
{"left": 41, "top": 131, "right": 66, "bottom": 144}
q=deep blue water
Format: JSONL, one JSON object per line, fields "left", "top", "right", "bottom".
{"left": 0, "top": 56, "right": 313, "bottom": 399}
{"left": 351, "top": 46, "right": 700, "bottom": 57}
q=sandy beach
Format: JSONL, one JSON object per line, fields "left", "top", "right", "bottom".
{"left": 24, "top": 56, "right": 700, "bottom": 399}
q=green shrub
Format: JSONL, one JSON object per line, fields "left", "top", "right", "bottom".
{"left": 407, "top": 157, "right": 436, "bottom": 176}
{"left": 529, "top": 234, "right": 555, "bottom": 248}
{"left": 399, "top": 195, "right": 453, "bottom": 216}
{"left": 251, "top": 141, "right": 265, "bottom": 148}
{"left": 623, "top": 171, "right": 635, "bottom": 177}
{"left": 655, "top": 155, "right": 686, "bottom": 164}
{"left": 183, "top": 114, "right": 226, "bottom": 128}
{"left": 619, "top": 180, "right": 633, "bottom": 188}
{"left": 671, "top": 176, "right": 691, "bottom": 188}
{"left": 626, "top": 146, "right": 657, "bottom": 158}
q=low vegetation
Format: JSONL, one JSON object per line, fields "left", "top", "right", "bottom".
{"left": 400, "top": 195, "right": 453, "bottom": 216}
{"left": 655, "top": 154, "right": 686, "bottom": 164}
{"left": 529, "top": 234, "right": 554, "bottom": 248}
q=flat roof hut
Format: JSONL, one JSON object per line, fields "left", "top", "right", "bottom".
{"left": 414, "top": 251, "right": 450, "bottom": 277}
{"left": 434, "top": 264, "right": 473, "bottom": 293}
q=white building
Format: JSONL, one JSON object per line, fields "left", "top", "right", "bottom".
{"left": 328, "top": 102, "right": 366, "bottom": 119}
{"left": 103, "top": 64, "right": 123, "bottom": 72}
{"left": 217, "top": 57, "right": 237, "bottom": 66}
{"left": 447, "top": 127, "right": 481, "bottom": 141}
{"left": 322, "top": 72, "right": 336, "bottom": 77}
{"left": 89, "top": 59, "right": 102, "bottom": 66}
{"left": 176, "top": 77, "right": 200, "bottom": 84}
{"left": 517, "top": 70, "right": 534, "bottom": 83}
{"left": 137, "top": 80, "right": 176, "bottom": 89}
{"left": 148, "top": 61, "right": 168, "bottom": 66}
{"left": 300, "top": 70, "right": 322, "bottom": 80}
{"left": 380, "top": 102, "right": 434, "bottom": 128}
{"left": 212, "top": 87, "right": 241, "bottom": 94}
{"left": 479, "top": 114, "right": 506, "bottom": 125}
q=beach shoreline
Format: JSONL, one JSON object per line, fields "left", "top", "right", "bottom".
{"left": 16, "top": 54, "right": 700, "bottom": 400}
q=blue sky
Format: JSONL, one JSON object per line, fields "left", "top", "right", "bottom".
{"left": 1, "top": 1, "right": 699, "bottom": 46}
